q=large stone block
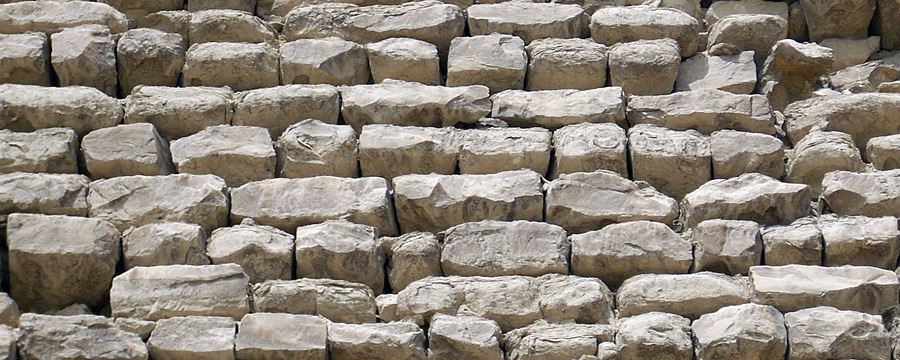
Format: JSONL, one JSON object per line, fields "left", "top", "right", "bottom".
{"left": 760, "top": 218, "right": 822, "bottom": 266}
{"left": 750, "top": 264, "right": 899, "bottom": 314}
{"left": 627, "top": 90, "right": 775, "bottom": 135}
{"left": 785, "top": 306, "right": 890, "bottom": 360}
{"left": 329, "top": 322, "right": 426, "bottom": 360}
{"left": 17, "top": 314, "right": 147, "bottom": 360}
{"left": 50, "top": 25, "right": 118, "bottom": 97}
{"left": 710, "top": 130, "right": 784, "bottom": 179}
{"left": 0, "top": 128, "right": 77, "bottom": 174}
{"left": 692, "top": 219, "right": 762, "bottom": 275}
{"left": 276, "top": 120, "right": 358, "bottom": 178}
{"left": 466, "top": 2, "right": 584, "bottom": 44}
{"left": 822, "top": 169, "right": 900, "bottom": 218}
{"left": 708, "top": 14, "right": 787, "bottom": 66}
{"left": 170, "top": 125, "right": 275, "bottom": 187}
{"left": 122, "top": 222, "right": 209, "bottom": 269}
{"left": 251, "top": 278, "right": 376, "bottom": 323}
{"left": 147, "top": 316, "right": 236, "bottom": 360}
{"left": 550, "top": 123, "right": 627, "bottom": 179}
{"left": 0, "top": 32, "right": 50, "bottom": 86}
{"left": 800, "top": 0, "right": 876, "bottom": 42}
{"left": 706, "top": 0, "right": 788, "bottom": 27}
{"left": 590, "top": 5, "right": 698, "bottom": 57}
{"left": 868, "top": 134, "right": 900, "bottom": 170}
{"left": 759, "top": 39, "right": 834, "bottom": 111}
{"left": 234, "top": 85, "right": 340, "bottom": 139}
{"left": 98, "top": 0, "right": 183, "bottom": 21}
{"left": 380, "top": 232, "right": 442, "bottom": 292}
{"left": 525, "top": 38, "right": 606, "bottom": 91}
{"left": 441, "top": 220, "right": 568, "bottom": 277}
{"left": 608, "top": 39, "right": 681, "bottom": 96}
{"left": 616, "top": 272, "right": 750, "bottom": 319}
{"left": 616, "top": 312, "right": 692, "bottom": 360}
{"left": 366, "top": 38, "right": 440, "bottom": 85}
{"left": 820, "top": 36, "right": 881, "bottom": 72}
{"left": 280, "top": 38, "right": 369, "bottom": 86}
{"left": 681, "top": 173, "right": 812, "bottom": 228}
{"left": 629, "top": 124, "right": 711, "bottom": 200}
{"left": 0, "top": 1, "right": 128, "bottom": 34}
{"left": 786, "top": 131, "right": 864, "bottom": 196}
{"left": 295, "top": 220, "right": 385, "bottom": 294}
{"left": 675, "top": 51, "right": 757, "bottom": 94}
{"left": 826, "top": 58, "right": 900, "bottom": 94}
{"left": 0, "top": 172, "right": 89, "bottom": 216}
{"left": 208, "top": 220, "right": 293, "bottom": 283}
{"left": 692, "top": 304, "right": 787, "bottom": 360}
{"left": 784, "top": 93, "right": 900, "bottom": 152}
{"left": 0, "top": 84, "right": 122, "bottom": 136}
{"left": 457, "top": 127, "right": 551, "bottom": 175}
{"left": 235, "top": 313, "right": 327, "bottom": 360}
{"left": 359, "top": 125, "right": 457, "bottom": 180}
{"left": 124, "top": 85, "right": 232, "bottom": 141}
{"left": 137, "top": 10, "right": 191, "bottom": 43}
{"left": 116, "top": 28, "right": 185, "bottom": 96}
{"left": 428, "top": 314, "right": 502, "bottom": 360}
{"left": 447, "top": 34, "right": 526, "bottom": 94}
{"left": 876, "top": 0, "right": 900, "bottom": 50}
{"left": 189, "top": 9, "right": 275, "bottom": 44}
{"left": 818, "top": 215, "right": 900, "bottom": 269}
{"left": 503, "top": 322, "right": 615, "bottom": 360}
{"left": 183, "top": 42, "right": 279, "bottom": 91}
{"left": 490, "top": 87, "right": 626, "bottom": 129}
{"left": 81, "top": 123, "right": 175, "bottom": 179}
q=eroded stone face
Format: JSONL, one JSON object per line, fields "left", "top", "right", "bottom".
{"left": 380, "top": 232, "right": 442, "bottom": 292}
{"left": 821, "top": 170, "right": 900, "bottom": 218}
{"left": 170, "top": 125, "right": 275, "bottom": 187}
{"left": 328, "top": 322, "right": 427, "bottom": 360}
{"left": 147, "top": 316, "right": 236, "bottom": 360}
{"left": 525, "top": 38, "right": 607, "bottom": 91}
{"left": 786, "top": 131, "right": 864, "bottom": 196}
{"left": 295, "top": 220, "right": 385, "bottom": 294}
{"left": 0, "top": 84, "right": 122, "bottom": 136}
{"left": 676, "top": 51, "right": 757, "bottom": 94}
{"left": 366, "top": 38, "right": 440, "bottom": 85}
{"left": 466, "top": 2, "right": 585, "bottom": 44}
{"left": 503, "top": 322, "right": 615, "bottom": 360}
{"left": 784, "top": 93, "right": 900, "bottom": 152}
{"left": 17, "top": 314, "right": 147, "bottom": 360}
{"left": 590, "top": 5, "right": 699, "bottom": 58}
{"left": 608, "top": 39, "right": 681, "bottom": 96}
{"left": 550, "top": 123, "right": 627, "bottom": 179}
{"left": 457, "top": 127, "right": 551, "bottom": 175}
{"left": 681, "top": 173, "right": 811, "bottom": 228}
{"left": 123, "top": 222, "right": 209, "bottom": 269}
{"left": 0, "top": 172, "right": 90, "bottom": 216}
{"left": 208, "top": 221, "right": 293, "bottom": 283}
{"left": 628, "top": 124, "right": 711, "bottom": 200}
{"left": 441, "top": 220, "right": 569, "bottom": 277}
{"left": 691, "top": 219, "right": 762, "bottom": 276}
{"left": 359, "top": 125, "right": 457, "bottom": 180}
{"left": 428, "top": 314, "right": 502, "bottom": 360}
{"left": 276, "top": 120, "right": 358, "bottom": 178}
{"left": 51, "top": 25, "right": 118, "bottom": 97}
{"left": 627, "top": 90, "right": 776, "bottom": 135}
{"left": 710, "top": 130, "right": 784, "bottom": 180}
{"left": 692, "top": 304, "right": 787, "bottom": 360}
{"left": 0, "top": 1, "right": 128, "bottom": 35}
{"left": 800, "top": 0, "right": 876, "bottom": 42}
{"left": 817, "top": 215, "right": 900, "bottom": 269}
{"left": 251, "top": 278, "right": 377, "bottom": 323}
{"left": 124, "top": 86, "right": 232, "bottom": 141}
{"left": 116, "top": 29, "right": 185, "bottom": 97}
{"left": 447, "top": 34, "right": 527, "bottom": 94}
{"left": 82, "top": 123, "right": 176, "bottom": 179}
{"left": 0, "top": 32, "right": 51, "bottom": 86}
{"left": 616, "top": 272, "right": 750, "bottom": 319}
{"left": 491, "top": 87, "right": 626, "bottom": 129}
{"left": 616, "top": 312, "right": 693, "bottom": 360}
{"left": 189, "top": 9, "right": 275, "bottom": 45}
{"left": 280, "top": 38, "right": 370, "bottom": 86}
{"left": 235, "top": 313, "right": 327, "bottom": 360}
{"left": 234, "top": 85, "right": 340, "bottom": 139}
{"left": 0, "top": 128, "right": 77, "bottom": 174}
{"left": 785, "top": 306, "right": 890, "bottom": 360}
{"left": 182, "top": 42, "right": 279, "bottom": 91}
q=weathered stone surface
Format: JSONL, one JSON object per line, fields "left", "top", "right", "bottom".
{"left": 111, "top": 264, "right": 249, "bottom": 321}
{"left": 235, "top": 313, "right": 327, "bottom": 360}
{"left": 760, "top": 218, "right": 822, "bottom": 266}
{"left": 545, "top": 170, "right": 679, "bottom": 233}
{"left": 538, "top": 274, "right": 615, "bottom": 324}
{"left": 0, "top": 84, "right": 122, "bottom": 136}
{"left": 822, "top": 170, "right": 900, "bottom": 218}
{"left": 0, "top": 325, "right": 14, "bottom": 359}
{"left": 0, "top": 172, "right": 89, "bottom": 216}
{"left": 380, "top": 232, "right": 442, "bottom": 292}
{"left": 881, "top": 80, "right": 900, "bottom": 92}
{"left": 123, "top": 222, "right": 209, "bottom": 269}
{"left": 82, "top": 123, "right": 175, "bottom": 179}
{"left": 706, "top": 0, "right": 789, "bottom": 27}
{"left": 800, "top": 0, "right": 876, "bottom": 42}
{"left": 0, "top": 294, "right": 19, "bottom": 328}
{"left": 466, "top": 2, "right": 584, "bottom": 44}
{"left": 276, "top": 120, "right": 357, "bottom": 178}
{"left": 616, "top": 312, "right": 692, "bottom": 360}
{"left": 628, "top": 90, "right": 776, "bottom": 135}
{"left": 187, "top": 0, "right": 255, "bottom": 12}
{"left": 137, "top": 10, "right": 191, "bottom": 43}
{"left": 750, "top": 264, "right": 899, "bottom": 314}
{"left": 710, "top": 130, "right": 784, "bottom": 179}
{"left": 759, "top": 39, "right": 834, "bottom": 111}
{"left": 234, "top": 85, "right": 340, "bottom": 139}
{"left": 148, "top": 316, "right": 235, "bottom": 360}
{"left": 821, "top": 36, "right": 881, "bottom": 71}
{"left": 0, "top": 1, "right": 128, "bottom": 34}
{"left": 392, "top": 170, "right": 543, "bottom": 234}
{"left": 116, "top": 29, "right": 185, "bottom": 96}
{"left": 817, "top": 215, "right": 900, "bottom": 269}
{"left": 590, "top": 5, "right": 698, "bottom": 57}
{"left": 447, "top": 34, "right": 526, "bottom": 94}
{"left": 828, "top": 58, "right": 900, "bottom": 94}
{"left": 0, "top": 128, "right": 77, "bottom": 174}
{"left": 376, "top": 294, "right": 399, "bottom": 322}
{"left": 428, "top": 314, "right": 502, "bottom": 360}
{"left": 359, "top": 125, "right": 457, "bottom": 180}
{"left": 115, "top": 317, "right": 160, "bottom": 341}
{"left": 124, "top": 85, "right": 232, "bottom": 141}
{"left": 868, "top": 134, "right": 900, "bottom": 170}
{"left": 0, "top": 32, "right": 50, "bottom": 86}
{"left": 88, "top": 174, "right": 229, "bottom": 231}
{"left": 340, "top": 80, "right": 491, "bottom": 132}
{"left": 490, "top": 87, "right": 626, "bottom": 129}
{"left": 788, "top": 1, "right": 808, "bottom": 41}
{"left": 295, "top": 220, "right": 385, "bottom": 294}
{"left": 231, "top": 176, "right": 397, "bottom": 235}
{"left": 675, "top": 51, "right": 757, "bottom": 94}
{"left": 183, "top": 42, "right": 279, "bottom": 91}
{"left": 503, "top": 322, "right": 615, "bottom": 360}
{"left": 441, "top": 220, "right": 567, "bottom": 277}
{"left": 251, "top": 278, "right": 376, "bottom": 323}
{"left": 646, "top": 0, "right": 702, "bottom": 25}
{"left": 785, "top": 306, "right": 890, "bottom": 360}
{"left": 550, "top": 123, "right": 627, "bottom": 179}
{"left": 329, "top": 322, "right": 425, "bottom": 360}
{"left": 280, "top": 38, "right": 369, "bottom": 86}
{"left": 629, "top": 124, "right": 710, "bottom": 200}
{"left": 170, "top": 125, "right": 275, "bottom": 187}
{"left": 525, "top": 38, "right": 606, "bottom": 91}
{"left": 681, "top": 173, "right": 812, "bottom": 228}
{"left": 189, "top": 10, "right": 275, "bottom": 44}
{"left": 708, "top": 14, "right": 787, "bottom": 66}
{"left": 876, "top": 0, "right": 900, "bottom": 50}
{"left": 608, "top": 39, "right": 681, "bottom": 96}
{"left": 457, "top": 127, "right": 551, "bottom": 175}
{"left": 50, "top": 25, "right": 117, "bottom": 97}
{"left": 366, "top": 38, "right": 440, "bottom": 85}
{"left": 784, "top": 93, "right": 900, "bottom": 151}
{"left": 617, "top": 272, "right": 750, "bottom": 319}
{"left": 98, "top": 0, "right": 182, "bottom": 21}
{"left": 693, "top": 304, "right": 787, "bottom": 360}
{"left": 787, "top": 131, "right": 864, "bottom": 196}
{"left": 692, "top": 219, "right": 762, "bottom": 275}
{"left": 17, "top": 314, "right": 147, "bottom": 360}
{"left": 208, "top": 220, "right": 293, "bottom": 284}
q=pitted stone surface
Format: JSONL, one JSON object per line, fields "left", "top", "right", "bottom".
{"left": 280, "top": 38, "right": 370, "bottom": 86}
{"left": 251, "top": 278, "right": 377, "bottom": 323}
{"left": 380, "top": 232, "right": 443, "bottom": 292}
{"left": 608, "top": 39, "right": 681, "bottom": 96}
{"left": 616, "top": 272, "right": 751, "bottom": 319}
{"left": 329, "top": 322, "right": 427, "bottom": 360}
{"left": 189, "top": 9, "right": 275, "bottom": 45}
{"left": 616, "top": 312, "right": 693, "bottom": 360}
{"left": 550, "top": 123, "right": 627, "bottom": 179}
{"left": 170, "top": 125, "right": 275, "bottom": 187}
{"left": 276, "top": 119, "right": 358, "bottom": 178}
{"left": 116, "top": 29, "right": 185, "bottom": 96}
{"left": 0, "top": 128, "right": 77, "bottom": 174}
{"left": 428, "top": 314, "right": 503, "bottom": 360}
{"left": 0, "top": 172, "right": 89, "bottom": 216}
{"left": 590, "top": 5, "right": 699, "bottom": 58}
{"left": 525, "top": 38, "right": 607, "bottom": 91}
{"left": 457, "top": 127, "right": 551, "bottom": 175}
{"left": 786, "top": 131, "right": 864, "bottom": 197}
{"left": 441, "top": 220, "right": 568, "bottom": 277}
{"left": 627, "top": 90, "right": 775, "bottom": 135}
{"left": 681, "top": 173, "right": 812, "bottom": 228}
{"left": 503, "top": 322, "right": 615, "bottom": 360}
{"left": 0, "top": 32, "right": 50, "bottom": 86}
{"left": 82, "top": 123, "right": 175, "bottom": 179}
{"left": 366, "top": 38, "right": 440, "bottom": 85}
{"left": 295, "top": 220, "right": 385, "bottom": 295}
{"left": 691, "top": 219, "right": 762, "bottom": 275}
{"left": 447, "top": 34, "right": 527, "bottom": 94}
{"left": 235, "top": 313, "right": 327, "bottom": 360}
{"left": 124, "top": 86, "right": 232, "bottom": 141}
{"left": 692, "top": 304, "right": 788, "bottom": 360}
{"left": 234, "top": 85, "right": 340, "bottom": 139}
{"left": 183, "top": 42, "right": 279, "bottom": 91}
{"left": 760, "top": 218, "right": 823, "bottom": 266}
{"left": 821, "top": 170, "right": 900, "bottom": 218}
{"left": 208, "top": 221, "right": 294, "bottom": 283}
{"left": 710, "top": 130, "right": 785, "bottom": 180}
{"left": 0, "top": 1, "right": 128, "bottom": 35}
{"left": 50, "top": 25, "right": 118, "bottom": 97}
{"left": 0, "top": 84, "right": 122, "bottom": 136}
{"left": 785, "top": 306, "right": 890, "bottom": 360}
{"left": 490, "top": 87, "right": 626, "bottom": 129}
{"left": 17, "top": 314, "right": 147, "bottom": 360}
{"left": 629, "top": 124, "right": 711, "bottom": 200}
{"left": 817, "top": 215, "right": 900, "bottom": 269}
{"left": 359, "top": 124, "right": 457, "bottom": 180}
{"left": 123, "top": 222, "right": 209, "bottom": 269}
{"left": 466, "top": 2, "right": 584, "bottom": 44}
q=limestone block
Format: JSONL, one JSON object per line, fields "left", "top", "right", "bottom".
{"left": 590, "top": 5, "right": 697, "bottom": 57}
{"left": 187, "top": 0, "right": 255, "bottom": 12}
{"left": 868, "top": 134, "right": 900, "bottom": 170}
{"left": 359, "top": 125, "right": 457, "bottom": 180}
{"left": 759, "top": 39, "right": 833, "bottom": 111}
{"left": 428, "top": 314, "right": 502, "bottom": 360}
{"left": 616, "top": 272, "right": 750, "bottom": 319}
{"left": 821, "top": 36, "right": 881, "bottom": 71}
{"left": 538, "top": 274, "right": 615, "bottom": 324}
{"left": 280, "top": 38, "right": 369, "bottom": 86}
{"left": 503, "top": 322, "right": 615, "bottom": 360}
{"left": 235, "top": 313, "right": 327, "bottom": 360}
{"left": 0, "top": 325, "right": 13, "bottom": 359}
{"left": 329, "top": 322, "right": 426, "bottom": 360}
{"left": 817, "top": 215, "right": 900, "bottom": 269}
{"left": 17, "top": 314, "right": 147, "bottom": 360}
{"left": 295, "top": 220, "right": 385, "bottom": 294}
{"left": 692, "top": 219, "right": 762, "bottom": 275}
{"left": 676, "top": 52, "right": 756, "bottom": 95}
{"left": 116, "top": 29, "right": 184, "bottom": 96}
{"left": 276, "top": 120, "right": 357, "bottom": 178}
{"left": 0, "top": 128, "right": 77, "bottom": 174}
{"left": 545, "top": 170, "right": 678, "bottom": 233}
{"left": 785, "top": 306, "right": 890, "bottom": 360}
{"left": 788, "top": 2, "right": 808, "bottom": 41}
{"left": 148, "top": 316, "right": 236, "bottom": 360}
{"left": 115, "top": 318, "right": 158, "bottom": 341}
{"left": 616, "top": 312, "right": 692, "bottom": 360}
{"left": 189, "top": 10, "right": 275, "bottom": 44}
{"left": 208, "top": 220, "right": 293, "bottom": 283}
{"left": 705, "top": 0, "right": 789, "bottom": 27}
{"left": 608, "top": 39, "right": 680, "bottom": 96}
{"left": 251, "top": 278, "right": 376, "bottom": 323}
{"left": 457, "top": 127, "right": 550, "bottom": 175}
{"left": 525, "top": 38, "right": 606, "bottom": 91}
{"left": 490, "top": 87, "right": 626, "bottom": 129}
{"left": 7, "top": 214, "right": 119, "bottom": 312}
{"left": 692, "top": 304, "right": 787, "bottom": 360}
{"left": 376, "top": 294, "right": 399, "bottom": 322}
{"left": 137, "top": 10, "right": 191, "bottom": 43}
{"left": 828, "top": 59, "right": 900, "bottom": 94}
{"left": 183, "top": 42, "right": 279, "bottom": 91}
{"left": 466, "top": 2, "right": 584, "bottom": 44}
{"left": 800, "top": 0, "right": 876, "bottom": 42}
{"left": 82, "top": 123, "right": 175, "bottom": 179}
{"left": 392, "top": 170, "right": 543, "bottom": 234}
{"left": 366, "top": 38, "right": 440, "bottom": 85}
{"left": 124, "top": 85, "right": 232, "bottom": 141}
{"left": 447, "top": 34, "right": 526, "bottom": 94}
{"left": 749, "top": 264, "right": 899, "bottom": 314}
{"left": 710, "top": 130, "right": 784, "bottom": 179}
{"left": 88, "top": 174, "right": 229, "bottom": 231}
{"left": 0, "top": 32, "right": 50, "bottom": 86}
{"left": 0, "top": 1, "right": 128, "bottom": 34}
{"left": 230, "top": 176, "right": 398, "bottom": 235}
{"left": 441, "top": 220, "right": 568, "bottom": 277}
{"left": 0, "top": 172, "right": 89, "bottom": 216}
{"left": 822, "top": 170, "right": 900, "bottom": 218}
{"left": 647, "top": 0, "right": 702, "bottom": 25}
{"left": 380, "top": 232, "right": 442, "bottom": 292}
{"left": 98, "top": 0, "right": 183, "bottom": 21}
{"left": 234, "top": 85, "right": 340, "bottom": 139}
{"left": 110, "top": 264, "right": 250, "bottom": 321}
{"left": 0, "top": 294, "right": 19, "bottom": 327}
{"left": 876, "top": 0, "right": 900, "bottom": 50}
{"left": 708, "top": 14, "right": 787, "bottom": 66}
{"left": 629, "top": 124, "right": 710, "bottom": 200}
{"left": 760, "top": 218, "right": 822, "bottom": 266}
{"left": 786, "top": 131, "right": 864, "bottom": 196}
{"left": 784, "top": 93, "right": 900, "bottom": 152}
{"left": 50, "top": 25, "right": 117, "bottom": 97}
{"left": 123, "top": 222, "right": 209, "bottom": 269}
{"left": 681, "top": 173, "right": 812, "bottom": 228}
{"left": 0, "top": 84, "right": 122, "bottom": 136}
{"left": 627, "top": 89, "right": 776, "bottom": 134}
{"left": 170, "top": 125, "right": 275, "bottom": 187}
{"left": 550, "top": 123, "right": 627, "bottom": 179}
{"left": 340, "top": 80, "right": 490, "bottom": 132}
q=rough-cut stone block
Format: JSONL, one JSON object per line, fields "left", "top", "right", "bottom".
{"left": 0, "top": 1, "right": 128, "bottom": 35}
{"left": 608, "top": 39, "right": 680, "bottom": 96}
{"left": 545, "top": 170, "right": 678, "bottom": 233}
{"left": 692, "top": 304, "right": 787, "bottom": 360}
{"left": 138, "top": 10, "right": 191, "bottom": 43}
{"left": 116, "top": 29, "right": 184, "bottom": 96}
{"left": 0, "top": 324, "right": 13, "bottom": 359}
{"left": 7, "top": 214, "right": 119, "bottom": 312}
{"left": 571, "top": 220, "right": 691, "bottom": 288}
{"left": 50, "top": 25, "right": 118, "bottom": 97}
{"left": 123, "top": 222, "right": 209, "bottom": 269}
{"left": 235, "top": 313, "right": 327, "bottom": 360}
{"left": 17, "top": 314, "right": 147, "bottom": 360}
{"left": 234, "top": 85, "right": 339, "bottom": 140}
{"left": 295, "top": 220, "right": 385, "bottom": 294}
{"left": 0, "top": 84, "right": 122, "bottom": 136}
{"left": 706, "top": 0, "right": 789, "bottom": 27}
{"left": 329, "top": 322, "right": 426, "bottom": 360}
{"left": 784, "top": 93, "right": 900, "bottom": 152}
{"left": 525, "top": 38, "right": 606, "bottom": 91}
{"left": 189, "top": 9, "right": 274, "bottom": 45}
{"left": 380, "top": 232, "right": 442, "bottom": 292}
{"left": 88, "top": 174, "right": 229, "bottom": 231}
{"left": 231, "top": 177, "right": 398, "bottom": 235}
{"left": 800, "top": 0, "right": 876, "bottom": 42}
{"left": 708, "top": 14, "right": 787, "bottom": 66}
{"left": 208, "top": 220, "right": 293, "bottom": 283}
{"left": 276, "top": 120, "right": 357, "bottom": 178}
{"left": 251, "top": 278, "right": 376, "bottom": 323}
{"left": 0, "top": 172, "right": 89, "bottom": 216}
{"left": 340, "top": 80, "right": 491, "bottom": 132}
{"left": 822, "top": 170, "right": 900, "bottom": 218}
{"left": 629, "top": 124, "right": 710, "bottom": 200}
{"left": 366, "top": 38, "right": 440, "bottom": 85}
{"left": 868, "top": 134, "right": 900, "bottom": 170}
{"left": 750, "top": 264, "right": 899, "bottom": 314}
{"left": 710, "top": 130, "right": 784, "bottom": 179}
{"left": 821, "top": 36, "right": 881, "bottom": 72}
{"left": 392, "top": 170, "right": 544, "bottom": 234}
{"left": 0, "top": 294, "right": 19, "bottom": 328}
{"left": 591, "top": 4, "right": 697, "bottom": 56}
{"left": 124, "top": 85, "right": 232, "bottom": 141}
{"left": 617, "top": 272, "right": 750, "bottom": 319}
{"left": 681, "top": 173, "right": 812, "bottom": 228}
{"left": 550, "top": 123, "right": 627, "bottom": 179}
{"left": 628, "top": 90, "right": 775, "bottom": 135}
{"left": 98, "top": 0, "right": 183, "bottom": 21}
{"left": 376, "top": 294, "right": 399, "bottom": 322}
{"left": 187, "top": 0, "right": 255, "bottom": 12}
{"left": 826, "top": 57, "right": 900, "bottom": 94}
{"left": 82, "top": 123, "right": 175, "bottom": 179}
{"left": 759, "top": 39, "right": 834, "bottom": 111}
{"left": 786, "top": 131, "right": 863, "bottom": 196}
{"left": 503, "top": 322, "right": 615, "bottom": 360}
{"left": 280, "top": 38, "right": 369, "bottom": 86}
{"left": 148, "top": 316, "right": 236, "bottom": 360}
{"left": 359, "top": 125, "right": 457, "bottom": 180}
{"left": 692, "top": 219, "right": 762, "bottom": 275}
{"left": 111, "top": 264, "right": 250, "bottom": 321}
{"left": 760, "top": 218, "right": 822, "bottom": 266}
{"left": 0, "top": 128, "right": 77, "bottom": 174}
{"left": 0, "top": 32, "right": 50, "bottom": 86}
{"left": 675, "top": 51, "right": 757, "bottom": 94}
{"left": 183, "top": 42, "right": 279, "bottom": 91}
{"left": 457, "top": 127, "right": 550, "bottom": 175}
{"left": 447, "top": 34, "right": 526, "bottom": 94}
{"left": 114, "top": 317, "right": 158, "bottom": 340}
{"left": 441, "top": 220, "right": 567, "bottom": 277}
{"left": 876, "top": 0, "right": 900, "bottom": 50}
{"left": 170, "top": 125, "right": 275, "bottom": 187}
{"left": 817, "top": 215, "right": 900, "bottom": 269}
{"left": 616, "top": 312, "right": 692, "bottom": 360}
{"left": 466, "top": 2, "right": 584, "bottom": 44}
{"left": 785, "top": 306, "right": 890, "bottom": 360}
{"left": 490, "top": 87, "right": 626, "bottom": 129}
{"left": 428, "top": 314, "right": 502, "bottom": 360}
{"left": 538, "top": 274, "right": 615, "bottom": 324}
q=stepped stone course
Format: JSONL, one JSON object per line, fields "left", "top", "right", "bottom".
{"left": 148, "top": 315, "right": 236, "bottom": 360}
{"left": 0, "top": 84, "right": 122, "bottom": 136}
{"left": 251, "top": 278, "right": 377, "bottom": 323}
{"left": 616, "top": 312, "right": 693, "bottom": 360}
{"left": 441, "top": 220, "right": 568, "bottom": 277}
{"left": 817, "top": 215, "right": 900, "bottom": 269}
{"left": 124, "top": 85, "right": 232, "bottom": 141}
{"left": 590, "top": 5, "right": 698, "bottom": 58}
{"left": 233, "top": 85, "right": 340, "bottom": 139}
{"left": 466, "top": 2, "right": 585, "bottom": 44}
{"left": 490, "top": 87, "right": 626, "bottom": 129}
{"left": 81, "top": 123, "right": 175, "bottom": 179}
{"left": 457, "top": 127, "right": 551, "bottom": 175}
{"left": 681, "top": 173, "right": 812, "bottom": 228}
{"left": 503, "top": 322, "right": 615, "bottom": 360}
{"left": 691, "top": 219, "right": 762, "bottom": 275}
{"left": 616, "top": 272, "right": 750, "bottom": 319}
{"left": 550, "top": 123, "right": 627, "bottom": 179}
{"left": 710, "top": 130, "right": 785, "bottom": 179}
{"left": 785, "top": 306, "right": 890, "bottom": 360}
{"left": 17, "top": 314, "right": 147, "bottom": 360}
{"left": 208, "top": 220, "right": 294, "bottom": 283}
{"left": 629, "top": 124, "right": 711, "bottom": 200}
{"left": 760, "top": 218, "right": 823, "bottom": 266}
{"left": 821, "top": 169, "right": 900, "bottom": 218}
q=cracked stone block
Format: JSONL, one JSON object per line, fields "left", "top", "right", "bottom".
{"left": 189, "top": 9, "right": 275, "bottom": 44}
{"left": 0, "top": 127, "right": 77, "bottom": 174}
{"left": 608, "top": 39, "right": 680, "bottom": 96}
{"left": 616, "top": 312, "right": 692, "bottom": 360}
{"left": 329, "top": 322, "right": 426, "bottom": 360}
{"left": 275, "top": 119, "right": 358, "bottom": 178}
{"left": 81, "top": 123, "right": 176, "bottom": 179}
{"left": 692, "top": 219, "right": 762, "bottom": 275}
{"left": 447, "top": 34, "right": 526, "bottom": 94}
{"left": 359, "top": 125, "right": 457, "bottom": 181}
{"left": 98, "top": 0, "right": 183, "bottom": 21}
{"left": 170, "top": 125, "right": 275, "bottom": 187}
{"left": 0, "top": 172, "right": 89, "bottom": 216}
{"left": 0, "top": 32, "right": 50, "bottom": 86}
{"left": 817, "top": 215, "right": 900, "bottom": 269}
{"left": 590, "top": 5, "right": 698, "bottom": 58}
{"left": 17, "top": 314, "right": 147, "bottom": 360}
{"left": 50, "top": 25, "right": 117, "bottom": 97}
{"left": 675, "top": 51, "right": 757, "bottom": 94}
{"left": 137, "top": 10, "right": 191, "bottom": 43}
{"left": 525, "top": 38, "right": 606, "bottom": 91}
{"left": 466, "top": 2, "right": 584, "bottom": 44}
{"left": 457, "top": 127, "right": 551, "bottom": 175}
{"left": 280, "top": 38, "right": 370, "bottom": 86}
{"left": 708, "top": 14, "right": 787, "bottom": 66}
{"left": 681, "top": 173, "right": 811, "bottom": 228}
{"left": 0, "top": 84, "right": 122, "bottom": 136}
{"left": 235, "top": 313, "right": 327, "bottom": 360}
{"left": 491, "top": 87, "right": 626, "bottom": 129}
{"left": 784, "top": 93, "right": 900, "bottom": 153}
{"left": 867, "top": 134, "right": 900, "bottom": 170}
{"left": 821, "top": 169, "right": 900, "bottom": 218}
{"left": 503, "top": 322, "right": 615, "bottom": 360}
{"left": 234, "top": 84, "right": 340, "bottom": 139}
{"left": 710, "top": 130, "right": 784, "bottom": 179}
{"left": 207, "top": 220, "right": 293, "bottom": 283}
{"left": 123, "top": 222, "right": 209, "bottom": 269}
{"left": 629, "top": 124, "right": 711, "bottom": 200}
{"left": 380, "top": 232, "right": 442, "bottom": 292}
{"left": 183, "top": 42, "right": 279, "bottom": 91}
{"left": 627, "top": 89, "right": 776, "bottom": 135}
{"left": 251, "top": 278, "right": 376, "bottom": 323}
{"left": 0, "top": 1, "right": 128, "bottom": 35}
{"left": 124, "top": 85, "right": 232, "bottom": 141}
{"left": 550, "top": 123, "right": 627, "bottom": 179}
{"left": 428, "top": 314, "right": 502, "bottom": 360}
{"left": 616, "top": 272, "right": 750, "bottom": 319}
{"left": 116, "top": 28, "right": 185, "bottom": 96}
{"left": 786, "top": 131, "right": 864, "bottom": 196}
{"left": 366, "top": 38, "right": 440, "bottom": 85}
{"left": 295, "top": 220, "right": 385, "bottom": 294}
{"left": 760, "top": 218, "right": 822, "bottom": 266}
{"left": 800, "top": 0, "right": 876, "bottom": 42}
{"left": 785, "top": 306, "right": 890, "bottom": 360}
{"left": 441, "top": 220, "right": 568, "bottom": 277}
{"left": 692, "top": 304, "right": 787, "bottom": 360}
{"left": 148, "top": 316, "right": 236, "bottom": 360}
